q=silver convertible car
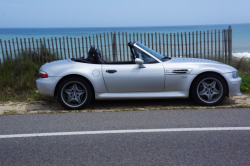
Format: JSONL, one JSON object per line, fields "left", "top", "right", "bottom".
{"left": 36, "top": 42, "right": 242, "bottom": 110}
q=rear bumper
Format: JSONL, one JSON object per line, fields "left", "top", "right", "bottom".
{"left": 36, "top": 77, "right": 62, "bottom": 97}
{"left": 223, "top": 73, "right": 242, "bottom": 96}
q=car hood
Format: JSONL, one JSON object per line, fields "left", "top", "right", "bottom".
{"left": 163, "top": 58, "right": 236, "bottom": 74}
{"left": 169, "top": 58, "right": 221, "bottom": 64}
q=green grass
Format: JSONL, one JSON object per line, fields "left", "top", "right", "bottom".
{"left": 231, "top": 56, "right": 250, "bottom": 93}
{"left": 0, "top": 48, "right": 59, "bottom": 101}
{"left": 231, "top": 56, "right": 250, "bottom": 76}
{"left": 0, "top": 55, "right": 249, "bottom": 101}
{"left": 0, "top": 58, "right": 44, "bottom": 101}
{"left": 240, "top": 75, "right": 250, "bottom": 93}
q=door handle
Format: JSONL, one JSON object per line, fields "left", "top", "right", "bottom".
{"left": 106, "top": 70, "right": 117, "bottom": 73}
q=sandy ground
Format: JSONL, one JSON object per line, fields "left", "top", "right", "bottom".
{"left": 0, "top": 94, "right": 250, "bottom": 115}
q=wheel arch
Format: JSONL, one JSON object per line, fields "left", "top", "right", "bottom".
{"left": 54, "top": 74, "right": 95, "bottom": 98}
{"left": 189, "top": 71, "right": 229, "bottom": 97}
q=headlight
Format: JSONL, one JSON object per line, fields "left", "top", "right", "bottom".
{"left": 232, "top": 71, "right": 238, "bottom": 79}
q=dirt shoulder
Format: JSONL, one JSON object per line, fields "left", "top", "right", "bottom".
{"left": 0, "top": 94, "right": 250, "bottom": 115}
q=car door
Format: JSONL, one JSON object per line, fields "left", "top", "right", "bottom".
{"left": 102, "top": 63, "right": 164, "bottom": 92}
{"left": 102, "top": 46, "right": 165, "bottom": 93}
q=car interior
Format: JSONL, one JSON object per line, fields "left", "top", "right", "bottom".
{"left": 71, "top": 44, "right": 135, "bottom": 64}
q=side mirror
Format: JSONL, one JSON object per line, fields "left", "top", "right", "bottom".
{"left": 135, "top": 58, "right": 146, "bottom": 68}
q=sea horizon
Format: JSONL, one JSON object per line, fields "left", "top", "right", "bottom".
{"left": 0, "top": 22, "right": 249, "bottom": 28}
{"left": 0, "top": 23, "right": 250, "bottom": 57}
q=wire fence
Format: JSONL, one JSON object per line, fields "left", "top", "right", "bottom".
{"left": 0, "top": 26, "right": 232, "bottom": 65}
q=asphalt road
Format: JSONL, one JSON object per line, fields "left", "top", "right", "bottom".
{"left": 1, "top": 108, "right": 250, "bottom": 165}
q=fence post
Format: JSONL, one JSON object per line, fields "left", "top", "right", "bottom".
{"left": 51, "top": 37, "right": 55, "bottom": 60}
{"left": 224, "top": 29, "right": 228, "bottom": 64}
{"left": 32, "top": 37, "right": 36, "bottom": 62}
{"left": 24, "top": 38, "right": 28, "bottom": 60}
{"left": 36, "top": 39, "right": 40, "bottom": 62}
{"left": 4, "top": 40, "right": 9, "bottom": 61}
{"left": 222, "top": 30, "right": 224, "bottom": 63}
{"left": 215, "top": 30, "right": 217, "bottom": 61}
{"left": 8, "top": 40, "right": 13, "bottom": 61}
{"left": 12, "top": 39, "right": 17, "bottom": 59}
{"left": 59, "top": 38, "right": 63, "bottom": 59}
{"left": 122, "top": 32, "right": 125, "bottom": 61}
{"left": 199, "top": 31, "right": 202, "bottom": 59}
{"left": 196, "top": 31, "right": 198, "bottom": 58}
{"left": 174, "top": 33, "right": 176, "bottom": 56}
{"left": 70, "top": 37, "right": 73, "bottom": 58}
{"left": 192, "top": 32, "right": 194, "bottom": 58}
{"left": 82, "top": 36, "right": 85, "bottom": 57}
{"left": 155, "top": 32, "right": 158, "bottom": 52}
{"left": 166, "top": 34, "right": 168, "bottom": 57}
{"left": 55, "top": 37, "right": 60, "bottom": 59}
{"left": 28, "top": 38, "right": 31, "bottom": 60}
{"left": 103, "top": 33, "right": 107, "bottom": 60}
{"left": 162, "top": 33, "right": 165, "bottom": 56}
{"left": 203, "top": 31, "right": 206, "bottom": 59}
{"left": 177, "top": 33, "right": 179, "bottom": 57}
{"left": 100, "top": 34, "right": 103, "bottom": 58}
{"left": 0, "top": 39, "right": 5, "bottom": 61}
{"left": 112, "top": 31, "right": 118, "bottom": 61}
{"left": 63, "top": 37, "right": 66, "bottom": 59}
{"left": 78, "top": 38, "right": 81, "bottom": 58}
{"left": 47, "top": 38, "right": 51, "bottom": 62}
{"left": 211, "top": 30, "right": 213, "bottom": 60}
{"left": 16, "top": 37, "right": 20, "bottom": 59}
{"left": 40, "top": 38, "right": 44, "bottom": 63}
{"left": 118, "top": 32, "right": 122, "bottom": 61}
{"left": 66, "top": 36, "right": 70, "bottom": 58}
{"left": 74, "top": 37, "right": 77, "bottom": 58}
{"left": 228, "top": 26, "right": 232, "bottom": 65}
{"left": 170, "top": 33, "right": 172, "bottom": 57}
{"left": 207, "top": 30, "right": 209, "bottom": 59}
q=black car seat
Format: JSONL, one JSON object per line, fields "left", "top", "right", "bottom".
{"left": 86, "top": 45, "right": 95, "bottom": 63}
{"left": 94, "top": 49, "right": 106, "bottom": 64}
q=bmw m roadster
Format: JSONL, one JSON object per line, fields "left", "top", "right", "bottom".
{"left": 36, "top": 42, "right": 242, "bottom": 109}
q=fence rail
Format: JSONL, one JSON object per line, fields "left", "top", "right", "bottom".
{"left": 0, "top": 26, "right": 232, "bottom": 65}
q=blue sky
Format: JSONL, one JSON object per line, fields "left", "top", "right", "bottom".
{"left": 0, "top": 0, "right": 250, "bottom": 28}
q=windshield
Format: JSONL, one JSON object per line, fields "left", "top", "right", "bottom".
{"left": 135, "top": 42, "right": 171, "bottom": 62}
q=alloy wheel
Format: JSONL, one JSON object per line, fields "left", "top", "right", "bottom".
{"left": 196, "top": 77, "right": 223, "bottom": 104}
{"left": 61, "top": 81, "right": 88, "bottom": 108}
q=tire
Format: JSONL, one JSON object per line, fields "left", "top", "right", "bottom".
{"left": 191, "top": 73, "right": 227, "bottom": 106}
{"left": 57, "top": 77, "right": 92, "bottom": 110}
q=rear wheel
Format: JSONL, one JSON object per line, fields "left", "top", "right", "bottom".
{"left": 57, "top": 77, "right": 92, "bottom": 110}
{"left": 191, "top": 73, "right": 227, "bottom": 106}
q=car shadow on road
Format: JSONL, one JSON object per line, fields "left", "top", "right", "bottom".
{"left": 24, "top": 96, "right": 237, "bottom": 112}
{"left": 87, "top": 97, "right": 236, "bottom": 110}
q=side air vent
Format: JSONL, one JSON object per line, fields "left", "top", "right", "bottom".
{"left": 165, "top": 69, "right": 192, "bottom": 74}
{"left": 173, "top": 69, "right": 189, "bottom": 73}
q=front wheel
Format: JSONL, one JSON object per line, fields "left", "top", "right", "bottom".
{"left": 57, "top": 77, "right": 92, "bottom": 110}
{"left": 191, "top": 73, "right": 227, "bottom": 106}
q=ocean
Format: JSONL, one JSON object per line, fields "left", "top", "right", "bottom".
{"left": 0, "top": 23, "right": 250, "bottom": 58}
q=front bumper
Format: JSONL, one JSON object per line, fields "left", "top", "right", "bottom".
{"left": 223, "top": 73, "right": 242, "bottom": 96}
{"left": 36, "top": 77, "right": 62, "bottom": 97}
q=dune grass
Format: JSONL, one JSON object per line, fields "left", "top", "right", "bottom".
{"left": 0, "top": 48, "right": 59, "bottom": 101}
{"left": 0, "top": 55, "right": 249, "bottom": 101}
{"left": 230, "top": 57, "right": 250, "bottom": 93}
{"left": 231, "top": 57, "right": 250, "bottom": 76}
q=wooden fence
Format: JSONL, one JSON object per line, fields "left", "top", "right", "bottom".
{"left": 0, "top": 26, "right": 232, "bottom": 65}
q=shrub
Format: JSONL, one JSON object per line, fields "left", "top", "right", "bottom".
{"left": 0, "top": 47, "right": 60, "bottom": 101}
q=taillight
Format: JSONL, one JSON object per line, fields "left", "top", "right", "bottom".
{"left": 40, "top": 71, "right": 48, "bottom": 78}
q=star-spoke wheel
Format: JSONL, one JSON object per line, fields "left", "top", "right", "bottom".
{"left": 197, "top": 78, "right": 223, "bottom": 103}
{"left": 57, "top": 77, "right": 92, "bottom": 110}
{"left": 63, "top": 83, "right": 86, "bottom": 104}
{"left": 191, "top": 73, "right": 227, "bottom": 106}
